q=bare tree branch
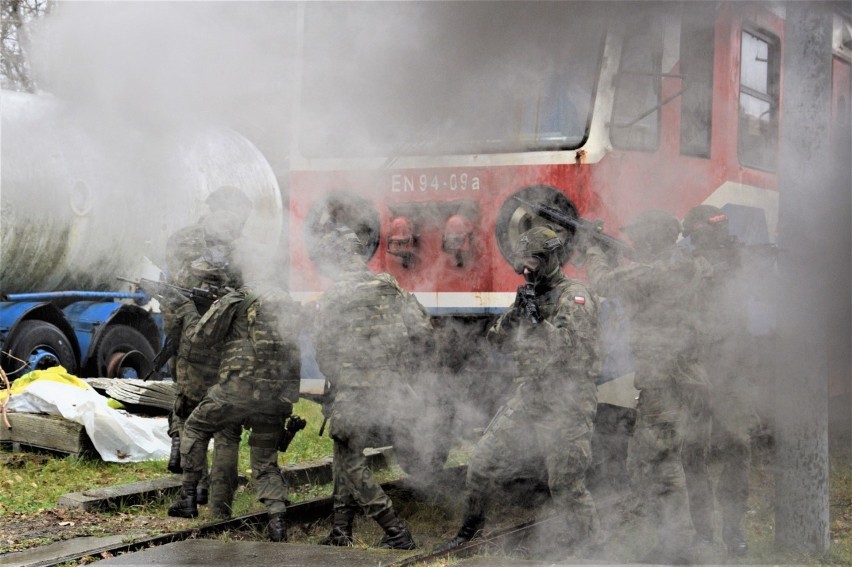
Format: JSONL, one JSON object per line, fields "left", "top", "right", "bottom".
{"left": 1, "top": 0, "right": 51, "bottom": 92}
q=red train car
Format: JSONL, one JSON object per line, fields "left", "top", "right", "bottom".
{"left": 286, "top": 2, "right": 851, "bottom": 440}
{"left": 289, "top": 1, "right": 848, "bottom": 306}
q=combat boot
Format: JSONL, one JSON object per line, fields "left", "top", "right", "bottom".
{"left": 267, "top": 512, "right": 287, "bottom": 542}
{"left": 210, "top": 502, "right": 233, "bottom": 521}
{"left": 167, "top": 486, "right": 198, "bottom": 518}
{"left": 319, "top": 510, "right": 355, "bottom": 546}
{"left": 376, "top": 509, "right": 416, "bottom": 550}
{"left": 723, "top": 524, "right": 748, "bottom": 556}
{"left": 434, "top": 513, "right": 484, "bottom": 553}
{"left": 167, "top": 436, "right": 183, "bottom": 474}
{"left": 196, "top": 486, "right": 209, "bottom": 506}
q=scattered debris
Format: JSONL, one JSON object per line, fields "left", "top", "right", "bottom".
{"left": 86, "top": 379, "right": 176, "bottom": 412}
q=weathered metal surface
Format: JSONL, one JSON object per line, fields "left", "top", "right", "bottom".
{"left": 0, "top": 90, "right": 283, "bottom": 294}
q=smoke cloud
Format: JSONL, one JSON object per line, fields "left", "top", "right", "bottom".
{"left": 3, "top": 0, "right": 848, "bottom": 561}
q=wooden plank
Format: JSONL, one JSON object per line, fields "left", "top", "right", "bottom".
{"left": 0, "top": 412, "right": 94, "bottom": 456}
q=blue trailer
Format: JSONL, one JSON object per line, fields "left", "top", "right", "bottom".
{"left": 0, "top": 291, "right": 163, "bottom": 381}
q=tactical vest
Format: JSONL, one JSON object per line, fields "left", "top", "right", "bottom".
{"left": 247, "top": 292, "right": 291, "bottom": 367}
{"left": 318, "top": 272, "right": 410, "bottom": 388}
{"left": 628, "top": 252, "right": 711, "bottom": 388}
{"left": 511, "top": 277, "right": 598, "bottom": 386}
{"left": 179, "top": 322, "right": 220, "bottom": 375}
{"left": 214, "top": 288, "right": 300, "bottom": 407}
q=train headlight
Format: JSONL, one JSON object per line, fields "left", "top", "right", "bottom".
{"left": 387, "top": 216, "right": 417, "bottom": 268}
{"left": 442, "top": 214, "right": 474, "bottom": 267}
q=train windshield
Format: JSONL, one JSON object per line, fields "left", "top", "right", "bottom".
{"left": 299, "top": 2, "right": 607, "bottom": 158}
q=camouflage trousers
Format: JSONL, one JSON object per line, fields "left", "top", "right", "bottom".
{"left": 682, "top": 384, "right": 752, "bottom": 539}
{"left": 465, "top": 393, "right": 599, "bottom": 549}
{"left": 627, "top": 385, "right": 693, "bottom": 554}
{"left": 328, "top": 392, "right": 394, "bottom": 519}
{"left": 181, "top": 385, "right": 290, "bottom": 515}
{"left": 170, "top": 405, "right": 241, "bottom": 517}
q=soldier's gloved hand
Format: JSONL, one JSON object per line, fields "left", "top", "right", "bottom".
{"left": 523, "top": 300, "right": 543, "bottom": 325}
{"left": 286, "top": 415, "right": 307, "bottom": 433}
{"left": 515, "top": 285, "right": 542, "bottom": 325}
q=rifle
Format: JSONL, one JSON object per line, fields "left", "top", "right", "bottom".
{"left": 515, "top": 284, "right": 543, "bottom": 325}
{"left": 512, "top": 196, "right": 635, "bottom": 261}
{"left": 117, "top": 277, "right": 220, "bottom": 314}
{"left": 143, "top": 336, "right": 177, "bottom": 381}
{"left": 278, "top": 415, "right": 307, "bottom": 452}
{"left": 318, "top": 379, "right": 333, "bottom": 436}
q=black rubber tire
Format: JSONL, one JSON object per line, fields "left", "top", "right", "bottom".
{"left": 2, "top": 320, "right": 78, "bottom": 379}
{"left": 95, "top": 325, "right": 156, "bottom": 378}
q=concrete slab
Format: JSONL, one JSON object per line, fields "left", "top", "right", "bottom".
{"left": 95, "top": 540, "right": 414, "bottom": 566}
{"left": 0, "top": 535, "right": 131, "bottom": 567}
{"left": 57, "top": 476, "right": 183, "bottom": 511}
{"left": 58, "top": 448, "right": 391, "bottom": 511}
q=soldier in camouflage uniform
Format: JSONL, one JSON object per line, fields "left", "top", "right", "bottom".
{"left": 161, "top": 185, "right": 252, "bottom": 479}
{"left": 584, "top": 209, "right": 712, "bottom": 564}
{"left": 311, "top": 227, "right": 433, "bottom": 550}
{"left": 440, "top": 226, "right": 600, "bottom": 556}
{"left": 167, "top": 280, "right": 301, "bottom": 542}
{"left": 160, "top": 210, "right": 245, "bottom": 517}
{"left": 163, "top": 186, "right": 252, "bottom": 291}
{"left": 680, "top": 205, "right": 755, "bottom": 556}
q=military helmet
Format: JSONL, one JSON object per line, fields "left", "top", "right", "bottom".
{"left": 682, "top": 204, "right": 730, "bottom": 250}
{"left": 512, "top": 226, "right": 564, "bottom": 285}
{"left": 682, "top": 205, "right": 728, "bottom": 237}
{"left": 623, "top": 209, "right": 681, "bottom": 240}
{"left": 189, "top": 244, "right": 240, "bottom": 287}
{"left": 201, "top": 210, "right": 245, "bottom": 245}
{"left": 622, "top": 209, "right": 680, "bottom": 255}
{"left": 512, "top": 226, "right": 564, "bottom": 258}
{"left": 311, "top": 226, "right": 366, "bottom": 269}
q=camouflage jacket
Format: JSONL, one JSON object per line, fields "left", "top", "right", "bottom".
{"left": 190, "top": 284, "right": 301, "bottom": 409}
{"left": 314, "top": 268, "right": 433, "bottom": 392}
{"left": 161, "top": 300, "right": 220, "bottom": 398}
{"left": 586, "top": 245, "right": 712, "bottom": 389}
{"left": 488, "top": 274, "right": 600, "bottom": 412}
{"left": 695, "top": 247, "right": 754, "bottom": 390}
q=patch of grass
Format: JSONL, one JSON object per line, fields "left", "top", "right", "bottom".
{"left": 0, "top": 454, "right": 167, "bottom": 514}
{"left": 0, "top": 399, "right": 333, "bottom": 515}
{"left": 739, "top": 457, "right": 852, "bottom": 565}
{"left": 280, "top": 399, "right": 334, "bottom": 464}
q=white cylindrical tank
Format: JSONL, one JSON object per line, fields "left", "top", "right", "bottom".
{"left": 0, "top": 90, "right": 283, "bottom": 293}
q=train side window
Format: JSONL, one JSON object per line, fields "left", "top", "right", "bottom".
{"left": 680, "top": 6, "right": 715, "bottom": 158}
{"left": 738, "top": 28, "right": 780, "bottom": 171}
{"left": 611, "top": 17, "right": 663, "bottom": 152}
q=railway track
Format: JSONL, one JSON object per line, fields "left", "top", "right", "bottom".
{"left": 26, "top": 467, "right": 468, "bottom": 567}
{"left": 25, "top": 466, "right": 622, "bottom": 567}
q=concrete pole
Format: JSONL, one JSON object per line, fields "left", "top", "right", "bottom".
{"left": 774, "top": 1, "right": 834, "bottom": 555}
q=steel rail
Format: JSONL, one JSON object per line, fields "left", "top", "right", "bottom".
{"left": 25, "top": 466, "right": 467, "bottom": 567}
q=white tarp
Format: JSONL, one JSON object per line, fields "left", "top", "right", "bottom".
{"left": 6, "top": 379, "right": 170, "bottom": 462}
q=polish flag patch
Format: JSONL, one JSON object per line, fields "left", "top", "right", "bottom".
{"left": 574, "top": 296, "right": 586, "bottom": 304}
